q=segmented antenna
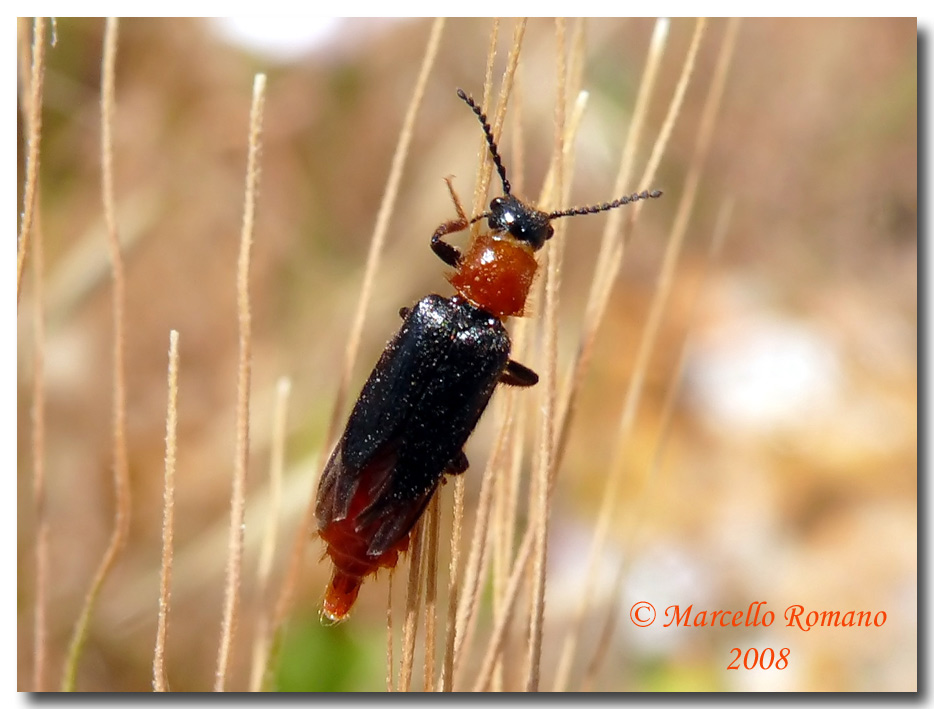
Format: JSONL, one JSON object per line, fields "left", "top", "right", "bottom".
{"left": 457, "top": 90, "right": 663, "bottom": 227}
{"left": 457, "top": 88, "right": 511, "bottom": 196}
{"left": 547, "top": 190, "right": 663, "bottom": 220}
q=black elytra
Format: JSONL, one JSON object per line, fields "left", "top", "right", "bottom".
{"left": 315, "top": 294, "right": 532, "bottom": 557}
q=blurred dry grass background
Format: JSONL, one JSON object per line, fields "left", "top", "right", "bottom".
{"left": 16, "top": 18, "right": 916, "bottom": 691}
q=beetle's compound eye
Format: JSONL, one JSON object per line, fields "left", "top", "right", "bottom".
{"left": 488, "top": 197, "right": 515, "bottom": 232}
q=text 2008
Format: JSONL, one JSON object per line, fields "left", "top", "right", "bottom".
{"left": 727, "top": 647, "right": 790, "bottom": 670}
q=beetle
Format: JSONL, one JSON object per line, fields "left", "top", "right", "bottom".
{"left": 314, "top": 88, "right": 661, "bottom": 623}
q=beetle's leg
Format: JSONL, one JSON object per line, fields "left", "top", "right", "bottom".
{"left": 444, "top": 175, "right": 469, "bottom": 222}
{"left": 431, "top": 221, "right": 467, "bottom": 267}
{"left": 431, "top": 177, "right": 470, "bottom": 268}
{"left": 398, "top": 306, "right": 411, "bottom": 319}
{"left": 446, "top": 450, "right": 469, "bottom": 475}
{"left": 500, "top": 359, "right": 539, "bottom": 387}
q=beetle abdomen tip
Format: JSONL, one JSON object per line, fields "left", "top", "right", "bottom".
{"left": 320, "top": 568, "right": 363, "bottom": 624}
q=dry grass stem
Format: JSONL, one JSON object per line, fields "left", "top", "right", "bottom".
{"left": 559, "top": 18, "right": 741, "bottom": 690}
{"left": 551, "top": 17, "right": 672, "bottom": 691}
{"left": 473, "top": 15, "right": 501, "bottom": 207}
{"left": 442, "top": 20, "right": 524, "bottom": 691}
{"left": 555, "top": 17, "right": 669, "bottom": 474}
{"left": 581, "top": 197, "right": 734, "bottom": 689}
{"left": 269, "top": 21, "right": 445, "bottom": 657}
{"left": 30, "top": 210, "right": 48, "bottom": 693}
{"left": 605, "top": 14, "right": 723, "bottom": 514}
{"left": 32, "top": 224, "right": 49, "bottom": 692}
{"left": 581, "top": 15, "right": 690, "bottom": 366}
{"left": 214, "top": 72, "right": 266, "bottom": 692}
{"left": 455, "top": 24, "right": 596, "bottom": 690}
{"left": 580, "top": 346, "right": 687, "bottom": 689}
{"left": 468, "top": 15, "right": 502, "bottom": 213}
{"left": 397, "top": 522, "right": 425, "bottom": 692}
{"left": 565, "top": 20, "right": 587, "bottom": 110}
{"left": 455, "top": 53, "right": 589, "bottom": 692}
{"left": 659, "top": 18, "right": 739, "bottom": 280}
{"left": 489, "top": 95, "right": 530, "bottom": 689}
{"left": 487, "top": 79, "right": 528, "bottom": 674}
{"left": 524, "top": 18, "right": 568, "bottom": 692}
{"left": 635, "top": 18, "right": 708, "bottom": 206}
{"left": 453, "top": 23, "right": 554, "bottom": 687}
{"left": 539, "top": 90, "right": 589, "bottom": 219}
{"left": 17, "top": 17, "right": 47, "bottom": 303}
{"left": 249, "top": 377, "right": 292, "bottom": 691}
{"left": 20, "top": 18, "right": 49, "bottom": 691}
{"left": 481, "top": 19, "right": 500, "bottom": 122}
{"left": 452, "top": 396, "right": 517, "bottom": 631}
{"left": 422, "top": 495, "right": 442, "bottom": 690}
{"left": 489, "top": 20, "right": 526, "bottom": 147}
{"left": 451, "top": 380, "right": 522, "bottom": 684}
{"left": 42, "top": 192, "right": 156, "bottom": 331}
{"left": 490, "top": 435, "right": 513, "bottom": 691}
{"left": 153, "top": 330, "right": 180, "bottom": 692}
{"left": 471, "top": 19, "right": 526, "bottom": 217}
{"left": 492, "top": 401, "right": 525, "bottom": 690}
{"left": 439, "top": 475, "right": 466, "bottom": 691}
{"left": 472, "top": 526, "right": 535, "bottom": 691}
{"left": 448, "top": 424, "right": 505, "bottom": 678}
{"left": 507, "top": 78, "right": 526, "bottom": 192}
{"left": 61, "top": 19, "right": 131, "bottom": 691}
{"left": 453, "top": 544, "right": 494, "bottom": 688}
{"left": 386, "top": 569, "right": 395, "bottom": 691}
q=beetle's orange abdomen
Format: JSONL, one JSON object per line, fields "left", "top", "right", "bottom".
{"left": 317, "top": 466, "right": 411, "bottom": 624}
{"left": 318, "top": 522, "right": 407, "bottom": 624}
{"left": 448, "top": 233, "right": 537, "bottom": 318}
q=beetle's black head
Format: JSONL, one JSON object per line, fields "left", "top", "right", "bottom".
{"left": 488, "top": 195, "right": 554, "bottom": 251}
